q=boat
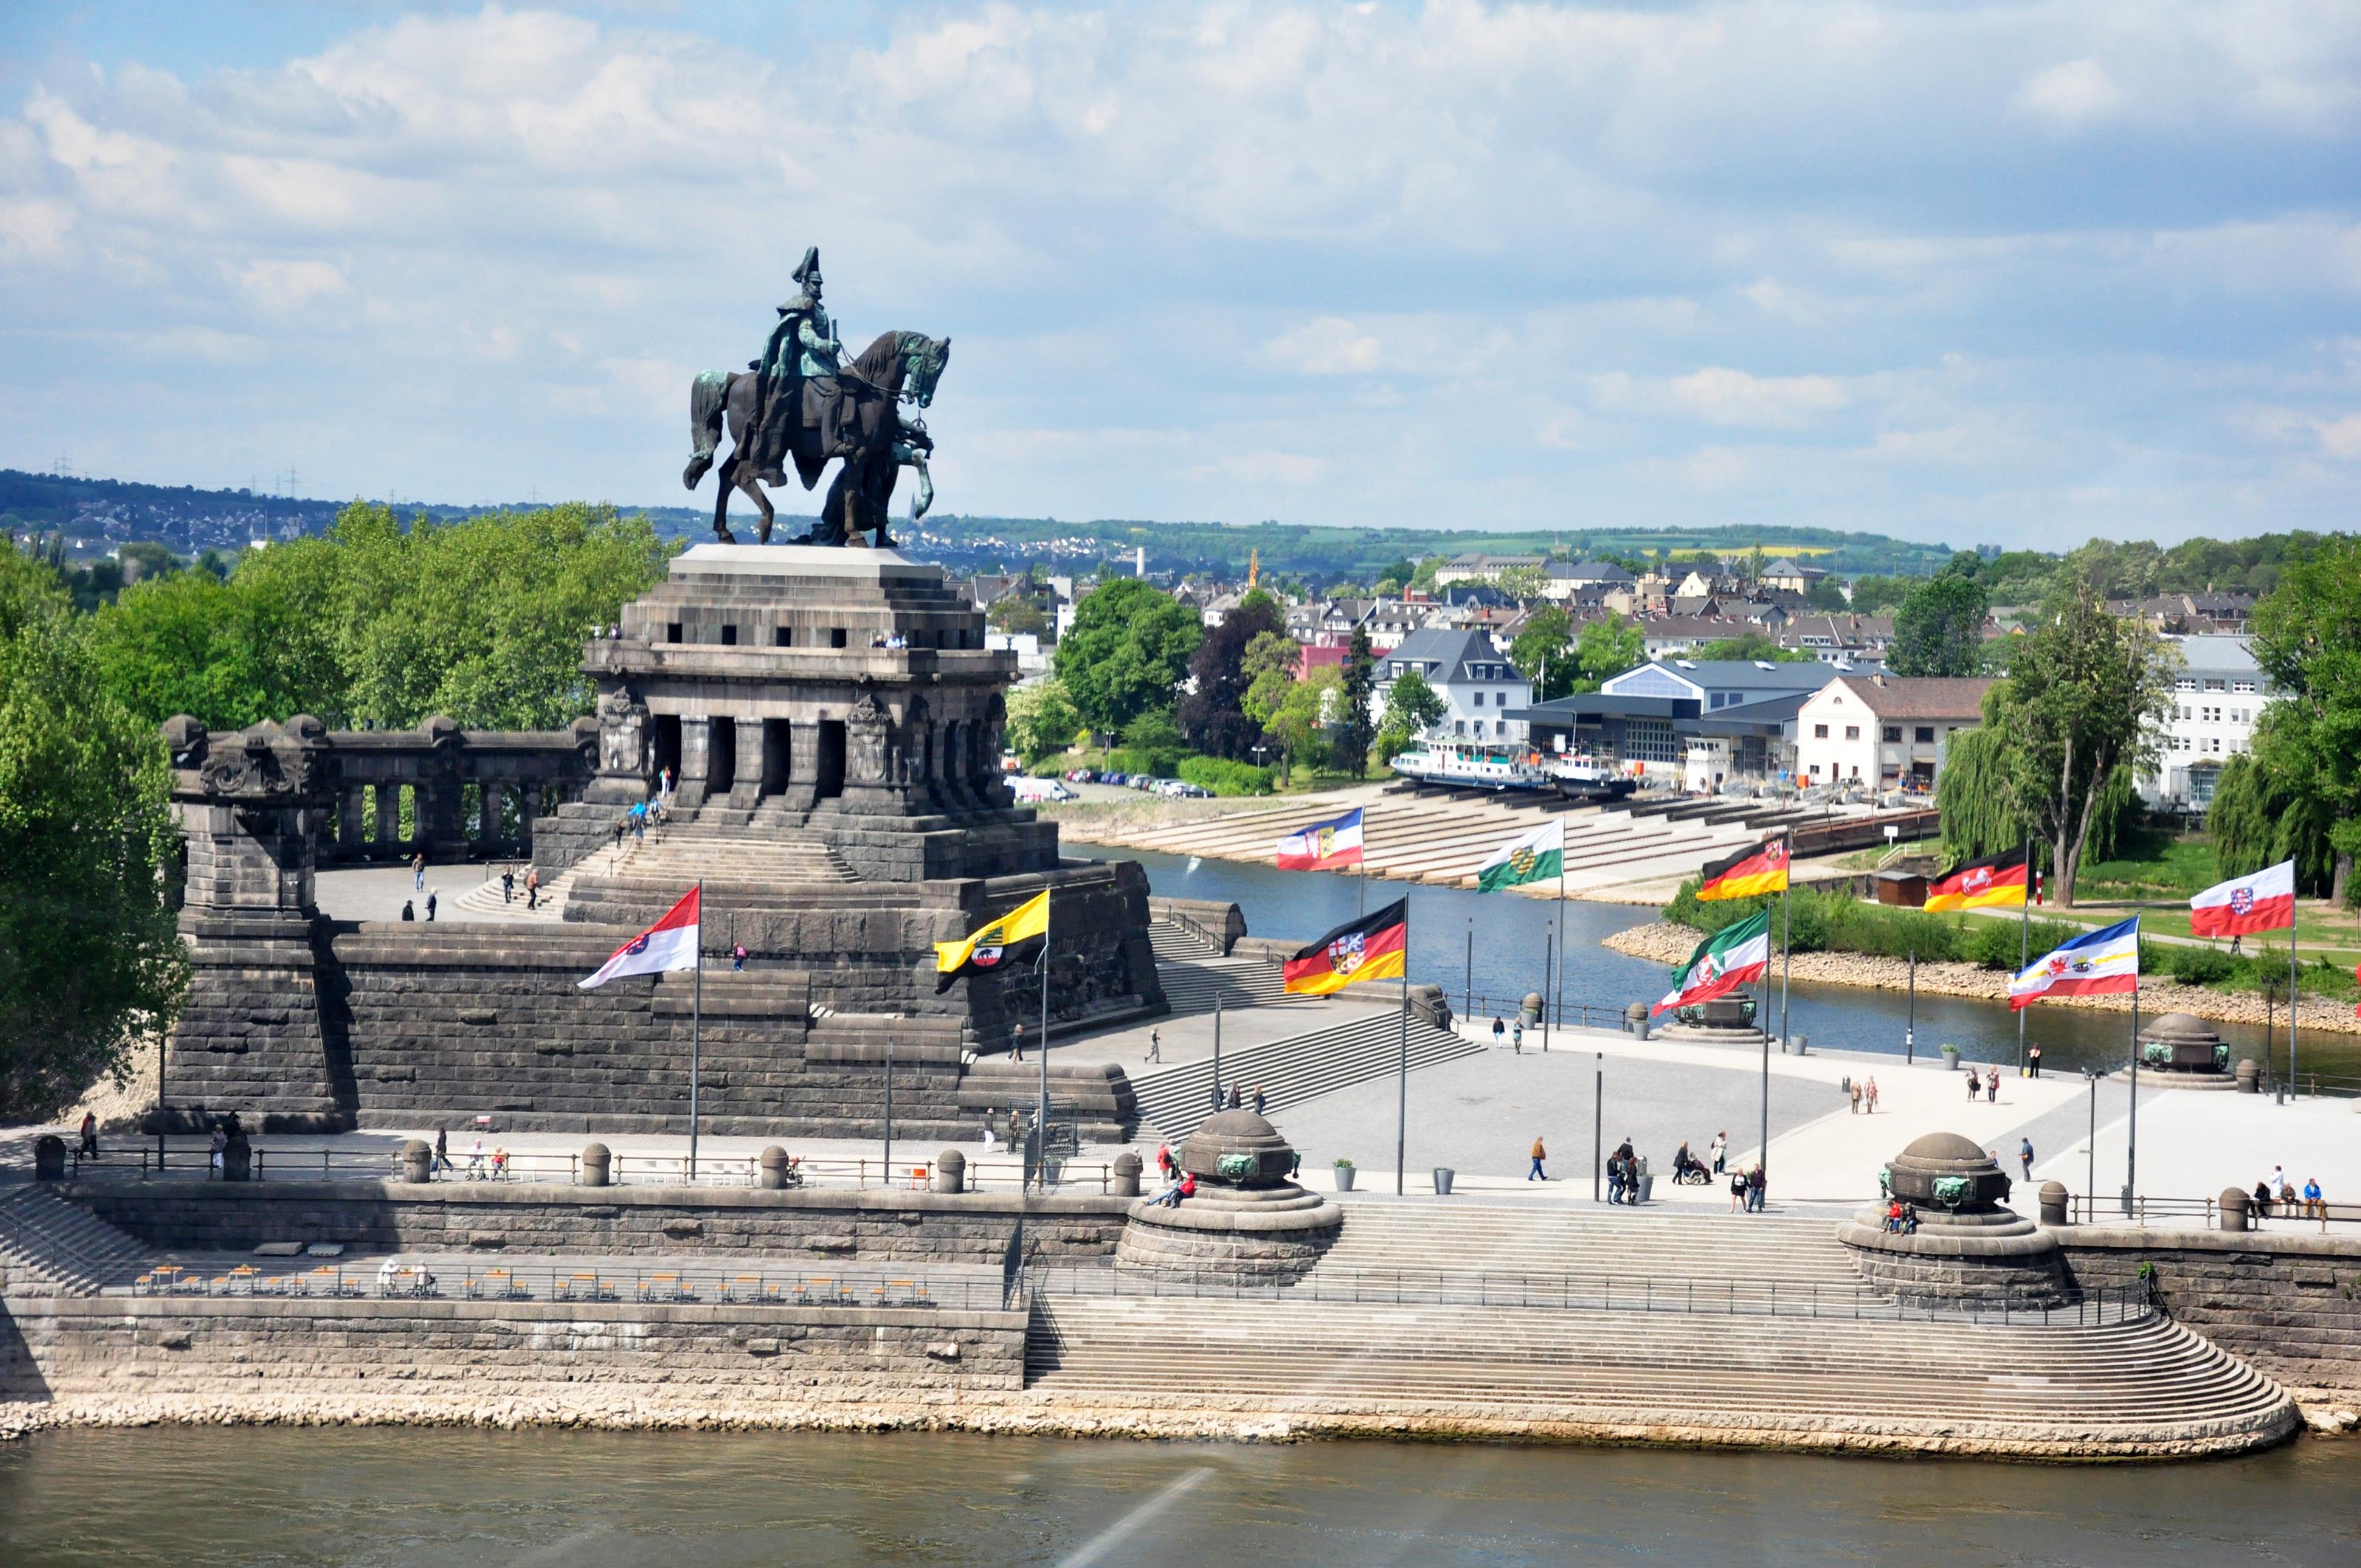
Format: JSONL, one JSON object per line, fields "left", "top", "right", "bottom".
{"left": 1549, "top": 753, "right": 1638, "bottom": 804}
{"left": 1387, "top": 738, "right": 1552, "bottom": 792}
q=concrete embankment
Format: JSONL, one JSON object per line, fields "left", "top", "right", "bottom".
{"left": 1605, "top": 921, "right": 2361, "bottom": 1037}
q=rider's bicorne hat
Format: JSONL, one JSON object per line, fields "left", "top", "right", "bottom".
{"left": 778, "top": 246, "right": 820, "bottom": 315}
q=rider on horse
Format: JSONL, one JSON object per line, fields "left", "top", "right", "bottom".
{"left": 750, "top": 247, "right": 847, "bottom": 486}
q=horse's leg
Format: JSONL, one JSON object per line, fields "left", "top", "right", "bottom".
{"left": 712, "top": 454, "right": 737, "bottom": 545}
{"left": 742, "top": 471, "right": 775, "bottom": 544}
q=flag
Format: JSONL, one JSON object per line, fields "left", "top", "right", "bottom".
{"left": 2010, "top": 917, "right": 2140, "bottom": 1011}
{"left": 2189, "top": 860, "right": 2296, "bottom": 939}
{"left": 578, "top": 885, "right": 700, "bottom": 990}
{"left": 1924, "top": 846, "right": 2030, "bottom": 912}
{"left": 1650, "top": 910, "right": 1771, "bottom": 1016}
{"left": 1276, "top": 808, "right": 1366, "bottom": 871}
{"left": 933, "top": 890, "right": 1051, "bottom": 992}
{"left": 1475, "top": 819, "right": 1565, "bottom": 892}
{"left": 1697, "top": 837, "right": 1788, "bottom": 902}
{"left": 1283, "top": 899, "right": 1408, "bottom": 995}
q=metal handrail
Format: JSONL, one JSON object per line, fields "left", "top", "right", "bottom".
{"left": 1460, "top": 994, "right": 1635, "bottom": 1032}
{"left": 122, "top": 1259, "right": 1012, "bottom": 1310}
{"left": 1017, "top": 1261, "right": 2160, "bottom": 1327}
{"left": 2068, "top": 1192, "right": 2361, "bottom": 1228}
{"left": 1152, "top": 908, "right": 1230, "bottom": 957}
{"left": 74, "top": 1144, "right": 1124, "bottom": 1195}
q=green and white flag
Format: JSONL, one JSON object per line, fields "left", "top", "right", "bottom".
{"left": 1475, "top": 818, "right": 1565, "bottom": 893}
{"left": 1650, "top": 909, "right": 1771, "bottom": 1017}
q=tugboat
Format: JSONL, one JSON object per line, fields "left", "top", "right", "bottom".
{"left": 1388, "top": 737, "right": 1552, "bottom": 792}
{"left": 1548, "top": 752, "right": 1637, "bottom": 804}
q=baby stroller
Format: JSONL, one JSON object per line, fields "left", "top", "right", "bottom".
{"left": 1670, "top": 1147, "right": 1713, "bottom": 1185}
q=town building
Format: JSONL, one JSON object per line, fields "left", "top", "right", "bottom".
{"left": 1760, "top": 557, "right": 1831, "bottom": 595}
{"left": 1538, "top": 560, "right": 1637, "bottom": 601}
{"left": 1793, "top": 675, "right": 1994, "bottom": 794}
{"left": 1511, "top": 657, "right": 1849, "bottom": 784}
{"left": 2140, "top": 635, "right": 2271, "bottom": 811}
{"left": 1432, "top": 552, "right": 1546, "bottom": 588}
{"left": 1377, "top": 626, "right": 1534, "bottom": 742}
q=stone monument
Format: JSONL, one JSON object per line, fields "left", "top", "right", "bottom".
{"left": 1116, "top": 1111, "right": 1341, "bottom": 1282}
{"left": 1647, "top": 995, "right": 1769, "bottom": 1048}
{"left": 2132, "top": 1012, "right": 2236, "bottom": 1089}
{"left": 1838, "top": 1132, "right": 2070, "bottom": 1305}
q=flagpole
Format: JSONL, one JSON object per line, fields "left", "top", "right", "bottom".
{"left": 2126, "top": 971, "right": 2139, "bottom": 1217}
{"left": 2016, "top": 836, "right": 2030, "bottom": 1075}
{"left": 1779, "top": 828, "right": 1792, "bottom": 1050}
{"left": 1038, "top": 891, "right": 1051, "bottom": 1192}
{"left": 2290, "top": 913, "right": 2300, "bottom": 1096}
{"left": 1553, "top": 854, "right": 1566, "bottom": 1053}
{"left": 689, "top": 880, "right": 702, "bottom": 1184}
{"left": 1396, "top": 903, "right": 1410, "bottom": 1198}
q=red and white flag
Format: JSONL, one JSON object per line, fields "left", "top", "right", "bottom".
{"left": 578, "top": 885, "right": 701, "bottom": 989}
{"left": 2189, "top": 860, "right": 2295, "bottom": 939}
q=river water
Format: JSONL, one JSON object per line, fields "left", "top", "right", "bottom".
{"left": 1078, "top": 845, "right": 2354, "bottom": 1082}
{"left": 2, "top": 1426, "right": 2354, "bottom": 1564}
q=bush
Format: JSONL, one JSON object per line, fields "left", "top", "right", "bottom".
{"left": 1966, "top": 916, "right": 2086, "bottom": 971}
{"left": 2146, "top": 942, "right": 2234, "bottom": 986}
{"left": 1178, "top": 755, "right": 1274, "bottom": 796}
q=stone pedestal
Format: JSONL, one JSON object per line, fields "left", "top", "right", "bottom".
{"left": 1839, "top": 1133, "right": 2070, "bottom": 1305}
{"left": 1648, "top": 998, "right": 1771, "bottom": 1048}
{"left": 1117, "top": 1111, "right": 1340, "bottom": 1282}
{"left": 2129, "top": 1012, "right": 2237, "bottom": 1090}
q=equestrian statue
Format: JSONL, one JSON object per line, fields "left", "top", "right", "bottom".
{"left": 683, "top": 247, "right": 950, "bottom": 546}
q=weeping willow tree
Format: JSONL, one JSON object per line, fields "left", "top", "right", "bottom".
{"left": 2209, "top": 749, "right": 2340, "bottom": 894}
{"left": 1940, "top": 686, "right": 2135, "bottom": 877}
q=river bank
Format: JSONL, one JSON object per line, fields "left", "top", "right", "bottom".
{"left": 1605, "top": 921, "right": 2361, "bottom": 1037}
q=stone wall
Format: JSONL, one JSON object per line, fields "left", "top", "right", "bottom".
{"left": 0, "top": 1293, "right": 1023, "bottom": 1420}
{"left": 2061, "top": 1227, "right": 2361, "bottom": 1398}
{"left": 69, "top": 1181, "right": 1130, "bottom": 1267}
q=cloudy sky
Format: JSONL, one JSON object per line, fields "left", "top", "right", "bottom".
{"left": 3, "top": 1, "right": 2356, "bottom": 547}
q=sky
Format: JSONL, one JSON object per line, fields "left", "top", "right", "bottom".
{"left": 1, "top": 1, "right": 2357, "bottom": 549}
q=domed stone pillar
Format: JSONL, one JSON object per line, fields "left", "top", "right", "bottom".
{"left": 1837, "top": 1132, "right": 2071, "bottom": 1305}
{"left": 1117, "top": 1111, "right": 1341, "bottom": 1283}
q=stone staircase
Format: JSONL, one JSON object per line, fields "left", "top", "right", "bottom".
{"left": 1155, "top": 958, "right": 1293, "bottom": 1016}
{"left": 1021, "top": 1294, "right": 2292, "bottom": 1445}
{"left": 448, "top": 839, "right": 637, "bottom": 922}
{"left": 1312, "top": 1203, "right": 1866, "bottom": 1294}
{"left": 0, "top": 1184, "right": 151, "bottom": 1296}
{"left": 1147, "top": 921, "right": 1224, "bottom": 963}
{"left": 1129, "top": 1006, "right": 1479, "bottom": 1142}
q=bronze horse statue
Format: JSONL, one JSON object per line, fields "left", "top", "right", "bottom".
{"left": 683, "top": 329, "right": 949, "bottom": 545}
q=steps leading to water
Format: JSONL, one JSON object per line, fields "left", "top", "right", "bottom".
{"left": 0, "top": 1185, "right": 151, "bottom": 1296}
{"left": 1129, "top": 1006, "right": 1479, "bottom": 1142}
{"left": 1155, "top": 959, "right": 1293, "bottom": 1016}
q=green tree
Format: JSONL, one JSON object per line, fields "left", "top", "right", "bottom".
{"left": 1935, "top": 716, "right": 2026, "bottom": 866}
{"left": 1240, "top": 632, "right": 1302, "bottom": 727}
{"left": 1568, "top": 614, "right": 1645, "bottom": 693}
{"left": 1993, "top": 576, "right": 2179, "bottom": 906}
{"left": 1051, "top": 578, "right": 1202, "bottom": 738}
{"left": 1888, "top": 574, "right": 1990, "bottom": 677}
{"left": 1805, "top": 576, "right": 1850, "bottom": 611}
{"left": 117, "top": 540, "right": 183, "bottom": 585}
{"left": 0, "top": 546, "right": 189, "bottom": 1119}
{"left": 1335, "top": 624, "right": 1377, "bottom": 779}
{"left": 987, "top": 596, "right": 1048, "bottom": 638}
{"left": 1375, "top": 666, "right": 1447, "bottom": 764}
{"left": 2247, "top": 535, "right": 2361, "bottom": 903}
{"left": 1695, "top": 630, "right": 1810, "bottom": 663}
{"left": 1493, "top": 563, "right": 1549, "bottom": 602}
{"left": 1113, "top": 707, "right": 1186, "bottom": 776}
{"left": 89, "top": 561, "right": 345, "bottom": 731}
{"left": 1003, "top": 677, "right": 1082, "bottom": 767}
{"left": 1508, "top": 607, "right": 1574, "bottom": 700}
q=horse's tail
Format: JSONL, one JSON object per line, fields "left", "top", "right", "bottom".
{"left": 683, "top": 370, "right": 730, "bottom": 488}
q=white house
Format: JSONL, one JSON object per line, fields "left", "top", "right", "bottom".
{"left": 1794, "top": 675, "right": 1993, "bottom": 793}
{"left": 1378, "top": 627, "right": 1533, "bottom": 742}
{"left": 2142, "top": 635, "right": 2272, "bottom": 810}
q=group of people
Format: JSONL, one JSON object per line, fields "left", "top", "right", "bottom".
{"left": 1604, "top": 1138, "right": 1642, "bottom": 1203}
{"left": 2253, "top": 1165, "right": 2330, "bottom": 1228}
{"left": 1729, "top": 1163, "right": 1769, "bottom": 1212}
{"left": 1490, "top": 1016, "right": 1531, "bottom": 1054}
{"left": 1847, "top": 1077, "right": 1880, "bottom": 1114}
{"left": 1211, "top": 1082, "right": 1268, "bottom": 1115}
{"left": 1967, "top": 1065, "right": 2002, "bottom": 1103}
{"left": 1880, "top": 1198, "right": 1921, "bottom": 1234}
{"left": 430, "top": 1127, "right": 510, "bottom": 1181}
{"left": 1147, "top": 1142, "right": 1197, "bottom": 1207}
{"left": 497, "top": 862, "right": 543, "bottom": 910}
{"left": 612, "top": 797, "right": 668, "bottom": 850}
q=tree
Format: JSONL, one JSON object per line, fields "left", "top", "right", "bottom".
{"left": 0, "top": 546, "right": 188, "bottom": 1119}
{"left": 1695, "top": 630, "right": 1810, "bottom": 663}
{"left": 986, "top": 596, "right": 1048, "bottom": 638}
{"left": 1992, "top": 577, "right": 2179, "bottom": 906}
{"left": 1888, "top": 574, "right": 1990, "bottom": 677}
{"left": 1375, "top": 666, "right": 1447, "bottom": 764}
{"left": 1935, "top": 716, "right": 2026, "bottom": 866}
{"left": 1240, "top": 632, "right": 1303, "bottom": 727}
{"left": 1177, "top": 590, "right": 1283, "bottom": 760}
{"left": 1567, "top": 614, "right": 1645, "bottom": 694}
{"left": 1509, "top": 607, "right": 1574, "bottom": 700}
{"left": 1493, "top": 564, "right": 1549, "bottom": 602}
{"left": 1335, "top": 624, "right": 1377, "bottom": 779}
{"left": 1051, "top": 578, "right": 1202, "bottom": 740}
{"left": 89, "top": 562, "right": 344, "bottom": 731}
{"left": 1805, "top": 576, "right": 1850, "bottom": 611}
{"left": 2247, "top": 536, "right": 2361, "bottom": 903}
{"left": 1003, "top": 677, "right": 1082, "bottom": 767}
{"left": 1113, "top": 707, "right": 1186, "bottom": 776}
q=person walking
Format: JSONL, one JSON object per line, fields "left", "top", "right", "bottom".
{"left": 1607, "top": 1154, "right": 1626, "bottom": 1205}
{"left": 77, "top": 1111, "right": 99, "bottom": 1161}
{"left": 1511, "top": 1020, "right": 1524, "bottom": 1055}
{"left": 1251, "top": 1085, "right": 1267, "bottom": 1116}
{"left": 1146, "top": 1029, "right": 1161, "bottom": 1064}
{"left": 525, "top": 867, "right": 541, "bottom": 911}
{"left": 1966, "top": 1067, "right": 1980, "bottom": 1102}
{"left": 1010, "top": 1023, "right": 1024, "bottom": 1062}
{"left": 1849, "top": 1080, "right": 1862, "bottom": 1115}
{"left": 1492, "top": 1017, "right": 1504, "bottom": 1046}
{"left": 424, "top": 889, "right": 438, "bottom": 922}
{"left": 1985, "top": 1066, "right": 2000, "bottom": 1104}
{"left": 400, "top": 898, "right": 415, "bottom": 922}
{"left": 433, "top": 1127, "right": 450, "bottom": 1176}
{"left": 732, "top": 944, "right": 747, "bottom": 971}
{"left": 1710, "top": 1131, "right": 1727, "bottom": 1175}
{"left": 2019, "top": 1136, "right": 2035, "bottom": 1181}
{"left": 1864, "top": 1077, "right": 1879, "bottom": 1114}
{"left": 1528, "top": 1136, "right": 1547, "bottom": 1181}
{"left": 500, "top": 864, "right": 515, "bottom": 904}
{"left": 2027, "top": 1042, "right": 2042, "bottom": 1078}
{"left": 412, "top": 852, "right": 425, "bottom": 891}
{"left": 1727, "top": 1164, "right": 1746, "bottom": 1213}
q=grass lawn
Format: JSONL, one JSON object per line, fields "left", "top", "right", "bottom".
{"left": 2013, "top": 902, "right": 2361, "bottom": 964}
{"left": 2071, "top": 825, "right": 2218, "bottom": 899}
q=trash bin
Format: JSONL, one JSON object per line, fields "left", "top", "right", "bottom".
{"left": 1791, "top": 1034, "right": 1808, "bottom": 1056}
{"left": 1110, "top": 1151, "right": 1141, "bottom": 1198}
{"left": 1431, "top": 1167, "right": 1456, "bottom": 1196}
{"left": 1635, "top": 1173, "right": 1654, "bottom": 1204}
{"left": 1839, "top": 1074, "right": 1852, "bottom": 1096}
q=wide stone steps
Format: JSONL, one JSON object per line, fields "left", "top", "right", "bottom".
{"left": 1129, "top": 1007, "right": 1480, "bottom": 1142}
{"left": 1154, "top": 959, "right": 1293, "bottom": 1015}
{"left": 1147, "top": 922, "right": 1224, "bottom": 963}
{"left": 1023, "top": 1298, "right": 2289, "bottom": 1432}
{"left": 449, "top": 841, "right": 635, "bottom": 922}
{"left": 0, "top": 1184, "right": 152, "bottom": 1295}
{"left": 1310, "top": 1206, "right": 1867, "bottom": 1292}
{"left": 595, "top": 832, "right": 858, "bottom": 885}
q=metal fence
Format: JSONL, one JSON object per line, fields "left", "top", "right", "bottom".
{"left": 1458, "top": 995, "right": 1634, "bottom": 1032}
{"left": 2067, "top": 1192, "right": 2361, "bottom": 1229}
{"left": 1019, "top": 1262, "right": 2161, "bottom": 1328}
{"left": 66, "top": 1144, "right": 1129, "bottom": 1195}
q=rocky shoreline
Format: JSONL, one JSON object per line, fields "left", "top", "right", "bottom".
{"left": 1603, "top": 922, "right": 2361, "bottom": 1037}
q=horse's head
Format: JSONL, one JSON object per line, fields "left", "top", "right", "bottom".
{"left": 896, "top": 331, "right": 950, "bottom": 408}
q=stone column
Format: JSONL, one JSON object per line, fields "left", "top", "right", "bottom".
{"left": 373, "top": 783, "right": 399, "bottom": 849}
{"left": 733, "top": 717, "right": 766, "bottom": 807}
{"left": 336, "top": 786, "right": 364, "bottom": 858}
{"left": 477, "top": 781, "right": 502, "bottom": 849}
{"left": 677, "top": 716, "right": 712, "bottom": 809}
{"left": 780, "top": 718, "right": 821, "bottom": 811}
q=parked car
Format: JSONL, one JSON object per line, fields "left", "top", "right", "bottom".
{"left": 1168, "top": 782, "right": 1210, "bottom": 799}
{"left": 1009, "top": 777, "right": 1076, "bottom": 803}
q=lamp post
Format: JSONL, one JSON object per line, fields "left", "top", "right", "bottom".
{"left": 1904, "top": 949, "right": 1916, "bottom": 1064}
{"left": 2085, "top": 1068, "right": 2099, "bottom": 1220}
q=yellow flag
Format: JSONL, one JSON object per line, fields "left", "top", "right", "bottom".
{"left": 934, "top": 890, "right": 1051, "bottom": 977}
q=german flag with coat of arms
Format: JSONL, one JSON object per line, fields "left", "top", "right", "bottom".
{"left": 1696, "top": 837, "right": 1788, "bottom": 902}
{"left": 1283, "top": 899, "right": 1408, "bottom": 996}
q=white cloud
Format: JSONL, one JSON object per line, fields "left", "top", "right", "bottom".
{"left": 1197, "top": 450, "right": 1328, "bottom": 485}
{"left": 1263, "top": 316, "right": 1380, "bottom": 374}
{"left": 237, "top": 258, "right": 348, "bottom": 308}
{"left": 1666, "top": 367, "right": 1850, "bottom": 427}
{"left": 2019, "top": 59, "right": 2124, "bottom": 130}
{"left": 2316, "top": 412, "right": 2361, "bottom": 457}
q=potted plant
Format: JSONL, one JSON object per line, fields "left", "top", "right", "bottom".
{"left": 1332, "top": 1157, "right": 1356, "bottom": 1192}
{"left": 1940, "top": 1043, "right": 1960, "bottom": 1071}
